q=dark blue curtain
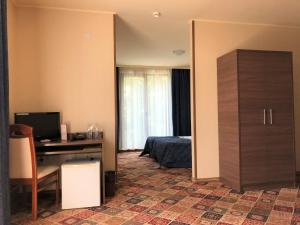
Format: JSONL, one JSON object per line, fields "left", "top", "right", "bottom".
{"left": 171, "top": 69, "right": 191, "bottom": 136}
{"left": 0, "top": 0, "right": 10, "bottom": 223}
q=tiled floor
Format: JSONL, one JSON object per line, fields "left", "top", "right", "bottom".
{"left": 11, "top": 152, "right": 300, "bottom": 225}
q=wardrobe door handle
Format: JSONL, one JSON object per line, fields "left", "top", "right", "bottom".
{"left": 269, "top": 109, "right": 273, "bottom": 125}
{"left": 263, "top": 109, "right": 266, "bottom": 125}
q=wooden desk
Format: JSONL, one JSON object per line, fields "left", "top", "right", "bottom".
{"left": 35, "top": 139, "right": 103, "bottom": 156}
{"left": 35, "top": 139, "right": 105, "bottom": 203}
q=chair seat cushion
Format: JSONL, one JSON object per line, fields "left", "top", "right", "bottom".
{"left": 37, "top": 165, "right": 59, "bottom": 179}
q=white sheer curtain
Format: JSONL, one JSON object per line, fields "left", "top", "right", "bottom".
{"left": 119, "top": 68, "right": 173, "bottom": 150}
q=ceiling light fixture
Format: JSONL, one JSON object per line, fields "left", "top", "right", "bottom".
{"left": 173, "top": 49, "right": 186, "bottom": 56}
{"left": 152, "top": 11, "right": 161, "bottom": 18}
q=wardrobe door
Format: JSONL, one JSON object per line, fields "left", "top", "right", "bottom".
{"left": 238, "top": 50, "right": 268, "bottom": 186}
{"left": 265, "top": 52, "right": 295, "bottom": 184}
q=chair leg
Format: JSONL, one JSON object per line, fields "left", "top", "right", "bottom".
{"left": 20, "top": 185, "right": 27, "bottom": 203}
{"left": 32, "top": 182, "right": 38, "bottom": 220}
{"left": 55, "top": 171, "right": 60, "bottom": 205}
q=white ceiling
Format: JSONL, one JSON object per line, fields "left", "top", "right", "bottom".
{"left": 14, "top": 0, "right": 300, "bottom": 67}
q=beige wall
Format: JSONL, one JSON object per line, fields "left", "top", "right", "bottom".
{"left": 192, "top": 20, "right": 300, "bottom": 179}
{"left": 7, "top": 3, "right": 116, "bottom": 170}
{"left": 8, "top": 0, "right": 17, "bottom": 121}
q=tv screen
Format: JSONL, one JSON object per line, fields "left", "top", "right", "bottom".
{"left": 15, "top": 112, "right": 61, "bottom": 141}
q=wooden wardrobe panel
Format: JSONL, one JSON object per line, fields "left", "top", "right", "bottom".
{"left": 217, "top": 51, "right": 240, "bottom": 191}
{"left": 238, "top": 50, "right": 269, "bottom": 185}
{"left": 265, "top": 52, "right": 295, "bottom": 184}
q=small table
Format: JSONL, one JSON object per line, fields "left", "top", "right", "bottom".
{"left": 35, "top": 139, "right": 105, "bottom": 203}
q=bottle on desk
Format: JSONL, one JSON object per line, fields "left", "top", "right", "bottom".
{"left": 93, "top": 127, "right": 100, "bottom": 139}
{"left": 87, "top": 124, "right": 103, "bottom": 140}
{"left": 87, "top": 125, "right": 93, "bottom": 139}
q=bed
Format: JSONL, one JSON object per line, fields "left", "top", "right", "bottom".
{"left": 140, "top": 136, "right": 192, "bottom": 168}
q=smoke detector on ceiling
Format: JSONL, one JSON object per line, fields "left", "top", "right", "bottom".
{"left": 152, "top": 11, "right": 161, "bottom": 18}
{"left": 173, "top": 49, "right": 186, "bottom": 56}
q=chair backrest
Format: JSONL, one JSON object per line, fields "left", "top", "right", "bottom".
{"left": 9, "top": 124, "right": 37, "bottom": 179}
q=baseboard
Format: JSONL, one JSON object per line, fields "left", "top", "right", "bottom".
{"left": 192, "top": 177, "right": 220, "bottom": 182}
{"left": 118, "top": 149, "right": 142, "bottom": 153}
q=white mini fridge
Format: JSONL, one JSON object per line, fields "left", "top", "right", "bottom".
{"left": 61, "top": 160, "right": 101, "bottom": 209}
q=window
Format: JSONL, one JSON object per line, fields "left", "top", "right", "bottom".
{"left": 119, "top": 68, "right": 173, "bottom": 150}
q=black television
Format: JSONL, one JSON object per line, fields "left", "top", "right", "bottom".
{"left": 15, "top": 112, "right": 61, "bottom": 141}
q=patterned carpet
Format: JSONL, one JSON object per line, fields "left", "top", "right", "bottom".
{"left": 11, "top": 152, "right": 300, "bottom": 225}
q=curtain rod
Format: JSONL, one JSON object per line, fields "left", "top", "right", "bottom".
{"left": 117, "top": 65, "right": 190, "bottom": 70}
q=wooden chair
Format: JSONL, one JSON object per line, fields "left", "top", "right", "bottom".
{"left": 9, "top": 124, "right": 60, "bottom": 220}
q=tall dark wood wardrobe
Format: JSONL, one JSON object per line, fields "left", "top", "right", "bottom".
{"left": 217, "top": 49, "right": 295, "bottom": 192}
